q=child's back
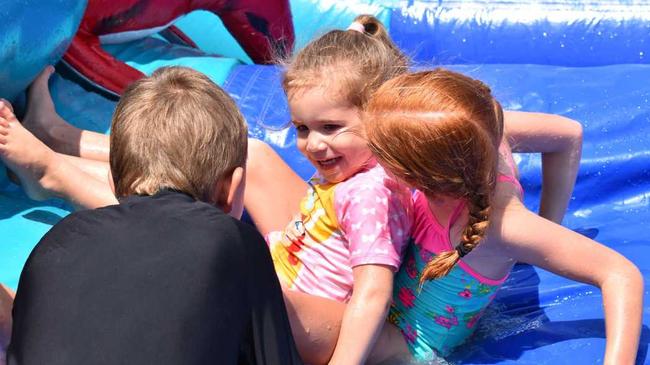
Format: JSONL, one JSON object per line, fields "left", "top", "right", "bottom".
{"left": 9, "top": 189, "right": 300, "bottom": 364}
{"left": 389, "top": 145, "right": 524, "bottom": 356}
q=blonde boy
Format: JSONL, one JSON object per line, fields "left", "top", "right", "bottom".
{"left": 7, "top": 67, "right": 302, "bottom": 365}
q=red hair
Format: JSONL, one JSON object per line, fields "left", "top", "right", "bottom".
{"left": 365, "top": 69, "right": 504, "bottom": 284}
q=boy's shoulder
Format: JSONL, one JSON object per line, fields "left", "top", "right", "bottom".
{"left": 45, "top": 190, "right": 265, "bottom": 246}
{"left": 31, "top": 192, "right": 267, "bottom": 273}
{"left": 43, "top": 191, "right": 248, "bottom": 247}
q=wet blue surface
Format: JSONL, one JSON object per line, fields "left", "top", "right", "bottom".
{"left": 1, "top": 1, "right": 649, "bottom": 363}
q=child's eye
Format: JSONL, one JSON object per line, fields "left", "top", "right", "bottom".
{"left": 295, "top": 124, "right": 308, "bottom": 133}
{"left": 323, "top": 124, "right": 341, "bottom": 132}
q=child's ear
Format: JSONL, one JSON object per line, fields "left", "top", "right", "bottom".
{"left": 215, "top": 166, "right": 246, "bottom": 219}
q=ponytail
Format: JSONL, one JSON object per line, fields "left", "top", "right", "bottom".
{"left": 283, "top": 14, "right": 409, "bottom": 108}
{"left": 418, "top": 123, "right": 497, "bottom": 286}
{"left": 350, "top": 14, "right": 409, "bottom": 71}
{"left": 419, "top": 183, "right": 493, "bottom": 286}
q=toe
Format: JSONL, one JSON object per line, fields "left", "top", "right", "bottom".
{"left": 0, "top": 99, "right": 13, "bottom": 113}
{"left": 0, "top": 105, "right": 14, "bottom": 121}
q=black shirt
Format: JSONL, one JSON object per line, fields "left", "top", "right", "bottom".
{"left": 8, "top": 190, "right": 302, "bottom": 365}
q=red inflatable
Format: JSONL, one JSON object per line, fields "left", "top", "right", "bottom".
{"left": 63, "top": 0, "right": 294, "bottom": 95}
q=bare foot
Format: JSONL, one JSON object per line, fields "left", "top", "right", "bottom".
{"left": 22, "top": 66, "right": 82, "bottom": 153}
{"left": 0, "top": 102, "right": 61, "bottom": 201}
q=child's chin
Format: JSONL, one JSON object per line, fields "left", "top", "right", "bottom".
{"left": 318, "top": 170, "right": 346, "bottom": 184}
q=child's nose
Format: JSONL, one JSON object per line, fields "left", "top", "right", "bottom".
{"left": 306, "top": 133, "right": 327, "bottom": 153}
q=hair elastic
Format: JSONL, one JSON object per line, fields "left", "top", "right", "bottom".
{"left": 456, "top": 244, "right": 471, "bottom": 258}
{"left": 347, "top": 21, "right": 366, "bottom": 33}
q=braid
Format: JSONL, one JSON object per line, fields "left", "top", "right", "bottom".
{"left": 459, "top": 187, "right": 492, "bottom": 253}
{"left": 418, "top": 172, "right": 495, "bottom": 286}
{"left": 418, "top": 249, "right": 460, "bottom": 288}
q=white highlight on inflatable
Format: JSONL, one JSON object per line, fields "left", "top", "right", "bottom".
{"left": 400, "top": 1, "right": 650, "bottom": 25}
{"left": 99, "top": 17, "right": 181, "bottom": 45}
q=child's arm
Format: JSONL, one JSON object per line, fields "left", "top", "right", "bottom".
{"left": 499, "top": 202, "right": 643, "bottom": 365}
{"left": 327, "top": 176, "right": 410, "bottom": 365}
{"left": 503, "top": 111, "right": 583, "bottom": 224}
{"left": 328, "top": 264, "right": 394, "bottom": 365}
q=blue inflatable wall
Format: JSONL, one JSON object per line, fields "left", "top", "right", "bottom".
{"left": 1, "top": 1, "right": 649, "bottom": 364}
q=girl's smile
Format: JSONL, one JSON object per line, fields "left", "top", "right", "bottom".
{"left": 317, "top": 157, "right": 342, "bottom": 168}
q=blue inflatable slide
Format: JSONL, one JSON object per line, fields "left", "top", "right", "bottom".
{"left": 1, "top": 1, "right": 649, "bottom": 364}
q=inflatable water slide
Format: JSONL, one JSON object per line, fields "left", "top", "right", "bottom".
{"left": 1, "top": 1, "right": 649, "bottom": 363}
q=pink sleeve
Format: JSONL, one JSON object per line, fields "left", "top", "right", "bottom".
{"left": 334, "top": 173, "right": 412, "bottom": 271}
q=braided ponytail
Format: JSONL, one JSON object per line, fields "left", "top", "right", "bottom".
{"left": 418, "top": 180, "right": 493, "bottom": 286}
{"left": 365, "top": 69, "right": 503, "bottom": 286}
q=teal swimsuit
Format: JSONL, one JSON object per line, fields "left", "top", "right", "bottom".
{"left": 389, "top": 164, "right": 523, "bottom": 359}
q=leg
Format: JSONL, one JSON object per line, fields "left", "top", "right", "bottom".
{"left": 245, "top": 139, "right": 308, "bottom": 235}
{"left": 22, "top": 66, "right": 110, "bottom": 162}
{"left": 0, "top": 284, "right": 14, "bottom": 365}
{"left": 366, "top": 323, "right": 411, "bottom": 365}
{"left": 282, "top": 290, "right": 410, "bottom": 365}
{"left": 0, "top": 104, "right": 117, "bottom": 209}
{"left": 282, "top": 290, "right": 343, "bottom": 365}
{"left": 59, "top": 153, "right": 111, "bottom": 186}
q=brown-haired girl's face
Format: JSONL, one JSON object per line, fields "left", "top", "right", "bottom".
{"left": 290, "top": 87, "right": 373, "bottom": 183}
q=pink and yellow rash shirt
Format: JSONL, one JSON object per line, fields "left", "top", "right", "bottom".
{"left": 268, "top": 162, "right": 412, "bottom": 302}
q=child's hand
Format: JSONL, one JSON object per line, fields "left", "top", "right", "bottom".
{"left": 283, "top": 215, "right": 305, "bottom": 247}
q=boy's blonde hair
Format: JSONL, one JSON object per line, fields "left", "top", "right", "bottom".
{"left": 283, "top": 14, "right": 409, "bottom": 108}
{"left": 366, "top": 69, "right": 504, "bottom": 283}
{"left": 110, "top": 66, "right": 248, "bottom": 203}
